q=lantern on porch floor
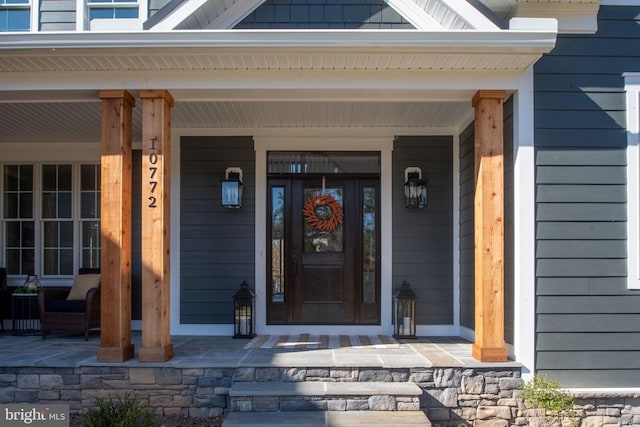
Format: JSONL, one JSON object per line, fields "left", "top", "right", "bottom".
{"left": 393, "top": 281, "right": 416, "bottom": 339}
{"left": 233, "top": 281, "right": 256, "bottom": 339}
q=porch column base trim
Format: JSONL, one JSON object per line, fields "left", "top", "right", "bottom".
{"left": 97, "top": 344, "right": 135, "bottom": 362}
{"left": 472, "top": 343, "right": 507, "bottom": 362}
{"left": 139, "top": 344, "right": 174, "bottom": 362}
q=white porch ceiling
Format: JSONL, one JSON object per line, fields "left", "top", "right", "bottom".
{"left": 0, "top": 98, "right": 473, "bottom": 144}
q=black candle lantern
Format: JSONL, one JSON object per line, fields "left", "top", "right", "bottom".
{"left": 404, "top": 167, "right": 427, "bottom": 208}
{"left": 393, "top": 281, "right": 416, "bottom": 339}
{"left": 221, "top": 167, "right": 243, "bottom": 209}
{"left": 233, "top": 281, "right": 255, "bottom": 338}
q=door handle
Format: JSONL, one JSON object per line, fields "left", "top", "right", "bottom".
{"left": 292, "top": 254, "right": 298, "bottom": 276}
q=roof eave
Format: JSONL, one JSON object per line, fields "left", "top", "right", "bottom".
{"left": 0, "top": 27, "right": 556, "bottom": 53}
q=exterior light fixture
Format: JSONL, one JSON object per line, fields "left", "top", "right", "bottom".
{"left": 393, "top": 281, "right": 416, "bottom": 339}
{"left": 221, "top": 167, "right": 243, "bottom": 209}
{"left": 233, "top": 281, "right": 256, "bottom": 339}
{"left": 404, "top": 167, "right": 427, "bottom": 208}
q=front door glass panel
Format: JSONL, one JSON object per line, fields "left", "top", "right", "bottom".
{"left": 271, "top": 186, "right": 285, "bottom": 303}
{"left": 362, "top": 186, "right": 376, "bottom": 304}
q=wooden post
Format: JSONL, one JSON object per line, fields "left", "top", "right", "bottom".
{"left": 139, "top": 90, "right": 174, "bottom": 362}
{"left": 97, "top": 90, "right": 135, "bottom": 362}
{"left": 472, "top": 90, "right": 507, "bottom": 362}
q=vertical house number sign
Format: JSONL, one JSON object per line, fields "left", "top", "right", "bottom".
{"left": 148, "top": 137, "right": 159, "bottom": 208}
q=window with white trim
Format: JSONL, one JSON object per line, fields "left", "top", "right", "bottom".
{"left": 2, "top": 163, "right": 100, "bottom": 277}
{"left": 625, "top": 72, "right": 640, "bottom": 290}
{"left": 0, "top": 0, "right": 30, "bottom": 32}
{"left": 87, "top": 0, "right": 138, "bottom": 21}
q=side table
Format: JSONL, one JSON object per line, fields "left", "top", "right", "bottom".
{"left": 12, "top": 293, "right": 40, "bottom": 335}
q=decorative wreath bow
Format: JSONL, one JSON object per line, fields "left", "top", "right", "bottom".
{"left": 303, "top": 193, "right": 343, "bottom": 231}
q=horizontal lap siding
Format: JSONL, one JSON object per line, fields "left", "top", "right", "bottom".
{"left": 39, "top": 0, "right": 75, "bottom": 31}
{"left": 534, "top": 6, "right": 640, "bottom": 387}
{"left": 393, "top": 136, "right": 453, "bottom": 325}
{"left": 458, "top": 124, "right": 474, "bottom": 330}
{"left": 504, "top": 97, "right": 515, "bottom": 345}
{"left": 180, "top": 136, "right": 255, "bottom": 324}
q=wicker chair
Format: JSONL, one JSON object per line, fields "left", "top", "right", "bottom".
{"left": 38, "top": 268, "right": 100, "bottom": 340}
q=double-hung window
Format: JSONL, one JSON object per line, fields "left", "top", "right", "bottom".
{"left": 0, "top": 0, "right": 30, "bottom": 32}
{"left": 2, "top": 163, "right": 100, "bottom": 278}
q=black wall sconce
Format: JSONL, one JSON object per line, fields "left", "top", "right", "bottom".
{"left": 221, "top": 167, "right": 243, "bottom": 209}
{"left": 404, "top": 167, "right": 427, "bottom": 208}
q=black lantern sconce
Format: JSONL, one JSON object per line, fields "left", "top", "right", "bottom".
{"left": 221, "top": 167, "right": 243, "bottom": 209}
{"left": 393, "top": 281, "right": 417, "bottom": 339}
{"left": 233, "top": 281, "right": 256, "bottom": 339}
{"left": 404, "top": 167, "right": 427, "bottom": 208}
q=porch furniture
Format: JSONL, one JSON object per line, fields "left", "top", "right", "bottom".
{"left": 12, "top": 292, "right": 40, "bottom": 335}
{"left": 38, "top": 268, "right": 101, "bottom": 340}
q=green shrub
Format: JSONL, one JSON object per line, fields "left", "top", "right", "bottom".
{"left": 85, "top": 394, "right": 158, "bottom": 427}
{"left": 522, "top": 374, "right": 577, "bottom": 422}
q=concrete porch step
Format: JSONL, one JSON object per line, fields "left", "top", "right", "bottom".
{"left": 223, "top": 410, "right": 432, "bottom": 427}
{"left": 229, "top": 380, "right": 422, "bottom": 397}
{"left": 228, "top": 381, "right": 423, "bottom": 412}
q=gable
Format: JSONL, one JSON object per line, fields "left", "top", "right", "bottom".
{"left": 234, "top": 0, "right": 415, "bottom": 30}
{"left": 148, "top": 0, "right": 500, "bottom": 31}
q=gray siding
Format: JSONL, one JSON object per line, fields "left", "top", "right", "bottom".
{"left": 180, "top": 136, "right": 255, "bottom": 324}
{"left": 504, "top": 96, "right": 514, "bottom": 345}
{"left": 148, "top": 0, "right": 173, "bottom": 18}
{"left": 39, "top": 0, "right": 75, "bottom": 31}
{"left": 132, "top": 151, "right": 142, "bottom": 321}
{"left": 393, "top": 136, "right": 453, "bottom": 325}
{"left": 458, "top": 123, "right": 474, "bottom": 330}
{"left": 235, "top": 0, "right": 414, "bottom": 29}
{"left": 534, "top": 5, "right": 640, "bottom": 387}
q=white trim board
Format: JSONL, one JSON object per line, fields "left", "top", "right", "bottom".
{"left": 625, "top": 73, "right": 640, "bottom": 290}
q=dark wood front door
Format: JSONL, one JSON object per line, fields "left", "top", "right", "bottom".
{"left": 267, "top": 176, "right": 380, "bottom": 325}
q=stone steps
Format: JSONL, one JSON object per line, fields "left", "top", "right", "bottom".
{"left": 228, "top": 381, "right": 423, "bottom": 412}
{"left": 223, "top": 410, "right": 432, "bottom": 427}
{"left": 223, "top": 380, "right": 431, "bottom": 427}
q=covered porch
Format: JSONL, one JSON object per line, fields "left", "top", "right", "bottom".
{"left": 0, "top": 23, "right": 555, "bottom": 369}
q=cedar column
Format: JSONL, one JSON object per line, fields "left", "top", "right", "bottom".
{"left": 139, "top": 90, "right": 174, "bottom": 362}
{"left": 97, "top": 90, "right": 135, "bottom": 362}
{"left": 472, "top": 90, "right": 507, "bottom": 362}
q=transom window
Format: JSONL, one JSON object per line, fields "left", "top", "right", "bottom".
{"left": 0, "top": 0, "right": 30, "bottom": 32}
{"left": 2, "top": 163, "right": 100, "bottom": 277}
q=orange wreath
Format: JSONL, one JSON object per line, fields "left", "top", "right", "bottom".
{"left": 303, "top": 194, "right": 343, "bottom": 231}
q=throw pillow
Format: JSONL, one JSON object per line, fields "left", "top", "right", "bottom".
{"left": 67, "top": 274, "right": 101, "bottom": 300}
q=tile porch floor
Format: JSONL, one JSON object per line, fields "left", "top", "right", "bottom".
{"left": 0, "top": 331, "right": 520, "bottom": 369}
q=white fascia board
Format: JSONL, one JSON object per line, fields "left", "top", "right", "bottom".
{"left": 0, "top": 28, "right": 558, "bottom": 53}
{"left": 441, "top": 0, "right": 500, "bottom": 29}
{"left": 149, "top": 0, "right": 209, "bottom": 31}
{"left": 384, "top": 0, "right": 444, "bottom": 29}
{"left": 514, "top": 2, "right": 599, "bottom": 33}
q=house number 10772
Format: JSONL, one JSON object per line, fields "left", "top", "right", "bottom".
{"left": 148, "top": 137, "right": 158, "bottom": 208}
